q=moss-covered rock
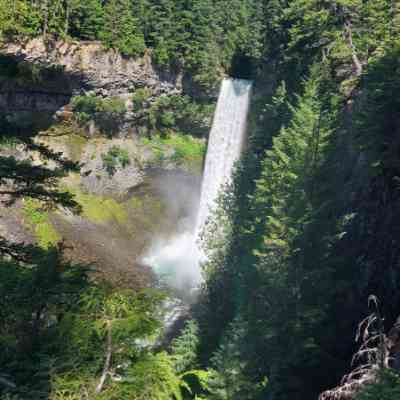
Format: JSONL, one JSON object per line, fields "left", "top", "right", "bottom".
{"left": 141, "top": 133, "right": 205, "bottom": 174}
{"left": 22, "top": 197, "right": 61, "bottom": 249}
{"left": 69, "top": 188, "right": 128, "bottom": 225}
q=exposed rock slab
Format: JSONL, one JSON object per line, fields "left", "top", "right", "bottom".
{"left": 1, "top": 38, "right": 182, "bottom": 97}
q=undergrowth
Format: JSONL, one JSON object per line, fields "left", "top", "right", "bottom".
{"left": 142, "top": 133, "right": 205, "bottom": 166}
{"left": 101, "top": 145, "right": 130, "bottom": 176}
{"left": 22, "top": 198, "right": 61, "bottom": 249}
{"left": 0, "top": 135, "right": 21, "bottom": 150}
{"left": 69, "top": 189, "right": 128, "bottom": 225}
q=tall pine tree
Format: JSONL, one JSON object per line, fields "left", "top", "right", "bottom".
{"left": 100, "top": 0, "right": 145, "bottom": 56}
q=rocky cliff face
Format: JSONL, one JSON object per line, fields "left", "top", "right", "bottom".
{"left": 0, "top": 38, "right": 182, "bottom": 114}
{"left": 0, "top": 37, "right": 204, "bottom": 289}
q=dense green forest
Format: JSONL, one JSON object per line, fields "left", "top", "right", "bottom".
{"left": 0, "top": 0, "right": 263, "bottom": 89}
{"left": 2, "top": 0, "right": 400, "bottom": 399}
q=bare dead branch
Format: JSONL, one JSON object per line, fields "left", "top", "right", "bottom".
{"left": 319, "top": 296, "right": 390, "bottom": 400}
{"left": 96, "top": 320, "right": 113, "bottom": 394}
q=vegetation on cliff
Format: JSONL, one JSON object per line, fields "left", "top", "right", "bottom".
{"left": 0, "top": 0, "right": 262, "bottom": 89}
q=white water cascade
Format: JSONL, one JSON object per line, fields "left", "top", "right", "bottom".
{"left": 194, "top": 78, "right": 253, "bottom": 246}
{"left": 143, "top": 78, "right": 252, "bottom": 294}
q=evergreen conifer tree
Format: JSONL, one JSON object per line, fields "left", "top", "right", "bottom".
{"left": 100, "top": 0, "right": 145, "bottom": 56}
{"left": 69, "top": 0, "right": 103, "bottom": 40}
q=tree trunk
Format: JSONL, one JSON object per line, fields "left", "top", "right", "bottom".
{"left": 64, "top": 0, "right": 70, "bottom": 36}
{"left": 42, "top": 0, "right": 49, "bottom": 36}
{"left": 344, "top": 19, "right": 363, "bottom": 76}
{"left": 95, "top": 320, "right": 112, "bottom": 394}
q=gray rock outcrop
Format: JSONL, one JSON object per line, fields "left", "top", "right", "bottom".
{"left": 0, "top": 38, "right": 182, "bottom": 113}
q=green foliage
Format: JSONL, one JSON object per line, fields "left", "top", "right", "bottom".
{"left": 22, "top": 197, "right": 61, "bottom": 249}
{"left": 100, "top": 0, "right": 145, "bottom": 56}
{"left": 252, "top": 68, "right": 330, "bottom": 253}
{"left": 71, "top": 95, "right": 126, "bottom": 136}
{"left": 353, "top": 42, "right": 400, "bottom": 177}
{"left": 0, "top": 135, "right": 20, "bottom": 149}
{"left": 3, "top": 0, "right": 394, "bottom": 92}
{"left": 0, "top": 247, "right": 90, "bottom": 395}
{"left": 66, "top": 188, "right": 127, "bottom": 225}
{"left": 142, "top": 133, "right": 205, "bottom": 168}
{"left": 207, "top": 318, "right": 268, "bottom": 400}
{"left": 0, "top": 252, "right": 207, "bottom": 400}
{"left": 132, "top": 91, "right": 212, "bottom": 141}
{"left": 144, "top": 94, "right": 213, "bottom": 137}
{"left": 0, "top": 146, "right": 79, "bottom": 210}
{"left": 69, "top": 0, "right": 104, "bottom": 40}
{"left": 197, "top": 4, "right": 400, "bottom": 397}
{"left": 132, "top": 88, "right": 152, "bottom": 110}
{"left": 103, "top": 352, "right": 184, "bottom": 400}
{"left": 170, "top": 320, "right": 200, "bottom": 373}
{"left": 0, "top": 0, "right": 41, "bottom": 39}
{"left": 59, "top": 287, "right": 164, "bottom": 358}
{"left": 71, "top": 94, "right": 99, "bottom": 122}
{"left": 145, "top": 0, "right": 263, "bottom": 86}
{"left": 45, "top": 287, "right": 210, "bottom": 400}
{"left": 71, "top": 95, "right": 126, "bottom": 120}
{"left": 0, "top": 0, "right": 266, "bottom": 89}
{"left": 199, "top": 65, "right": 346, "bottom": 400}
{"left": 356, "top": 370, "right": 400, "bottom": 400}
{"left": 101, "top": 145, "right": 130, "bottom": 176}
{"left": 4, "top": 1, "right": 400, "bottom": 400}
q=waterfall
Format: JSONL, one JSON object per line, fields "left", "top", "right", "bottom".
{"left": 142, "top": 78, "right": 252, "bottom": 293}
{"left": 194, "top": 78, "right": 253, "bottom": 249}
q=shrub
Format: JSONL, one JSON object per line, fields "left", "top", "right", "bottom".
{"left": 71, "top": 95, "right": 127, "bottom": 136}
{"left": 22, "top": 198, "right": 61, "bottom": 249}
{"left": 142, "top": 133, "right": 205, "bottom": 167}
{"left": 0, "top": 135, "right": 20, "bottom": 149}
{"left": 356, "top": 370, "right": 400, "bottom": 400}
{"left": 132, "top": 88, "right": 152, "bottom": 110}
{"left": 71, "top": 94, "right": 101, "bottom": 124}
{"left": 145, "top": 94, "right": 213, "bottom": 136}
{"left": 0, "top": 0, "right": 41, "bottom": 39}
{"left": 101, "top": 145, "right": 130, "bottom": 175}
{"left": 160, "top": 111, "right": 175, "bottom": 127}
{"left": 95, "top": 97, "right": 127, "bottom": 135}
